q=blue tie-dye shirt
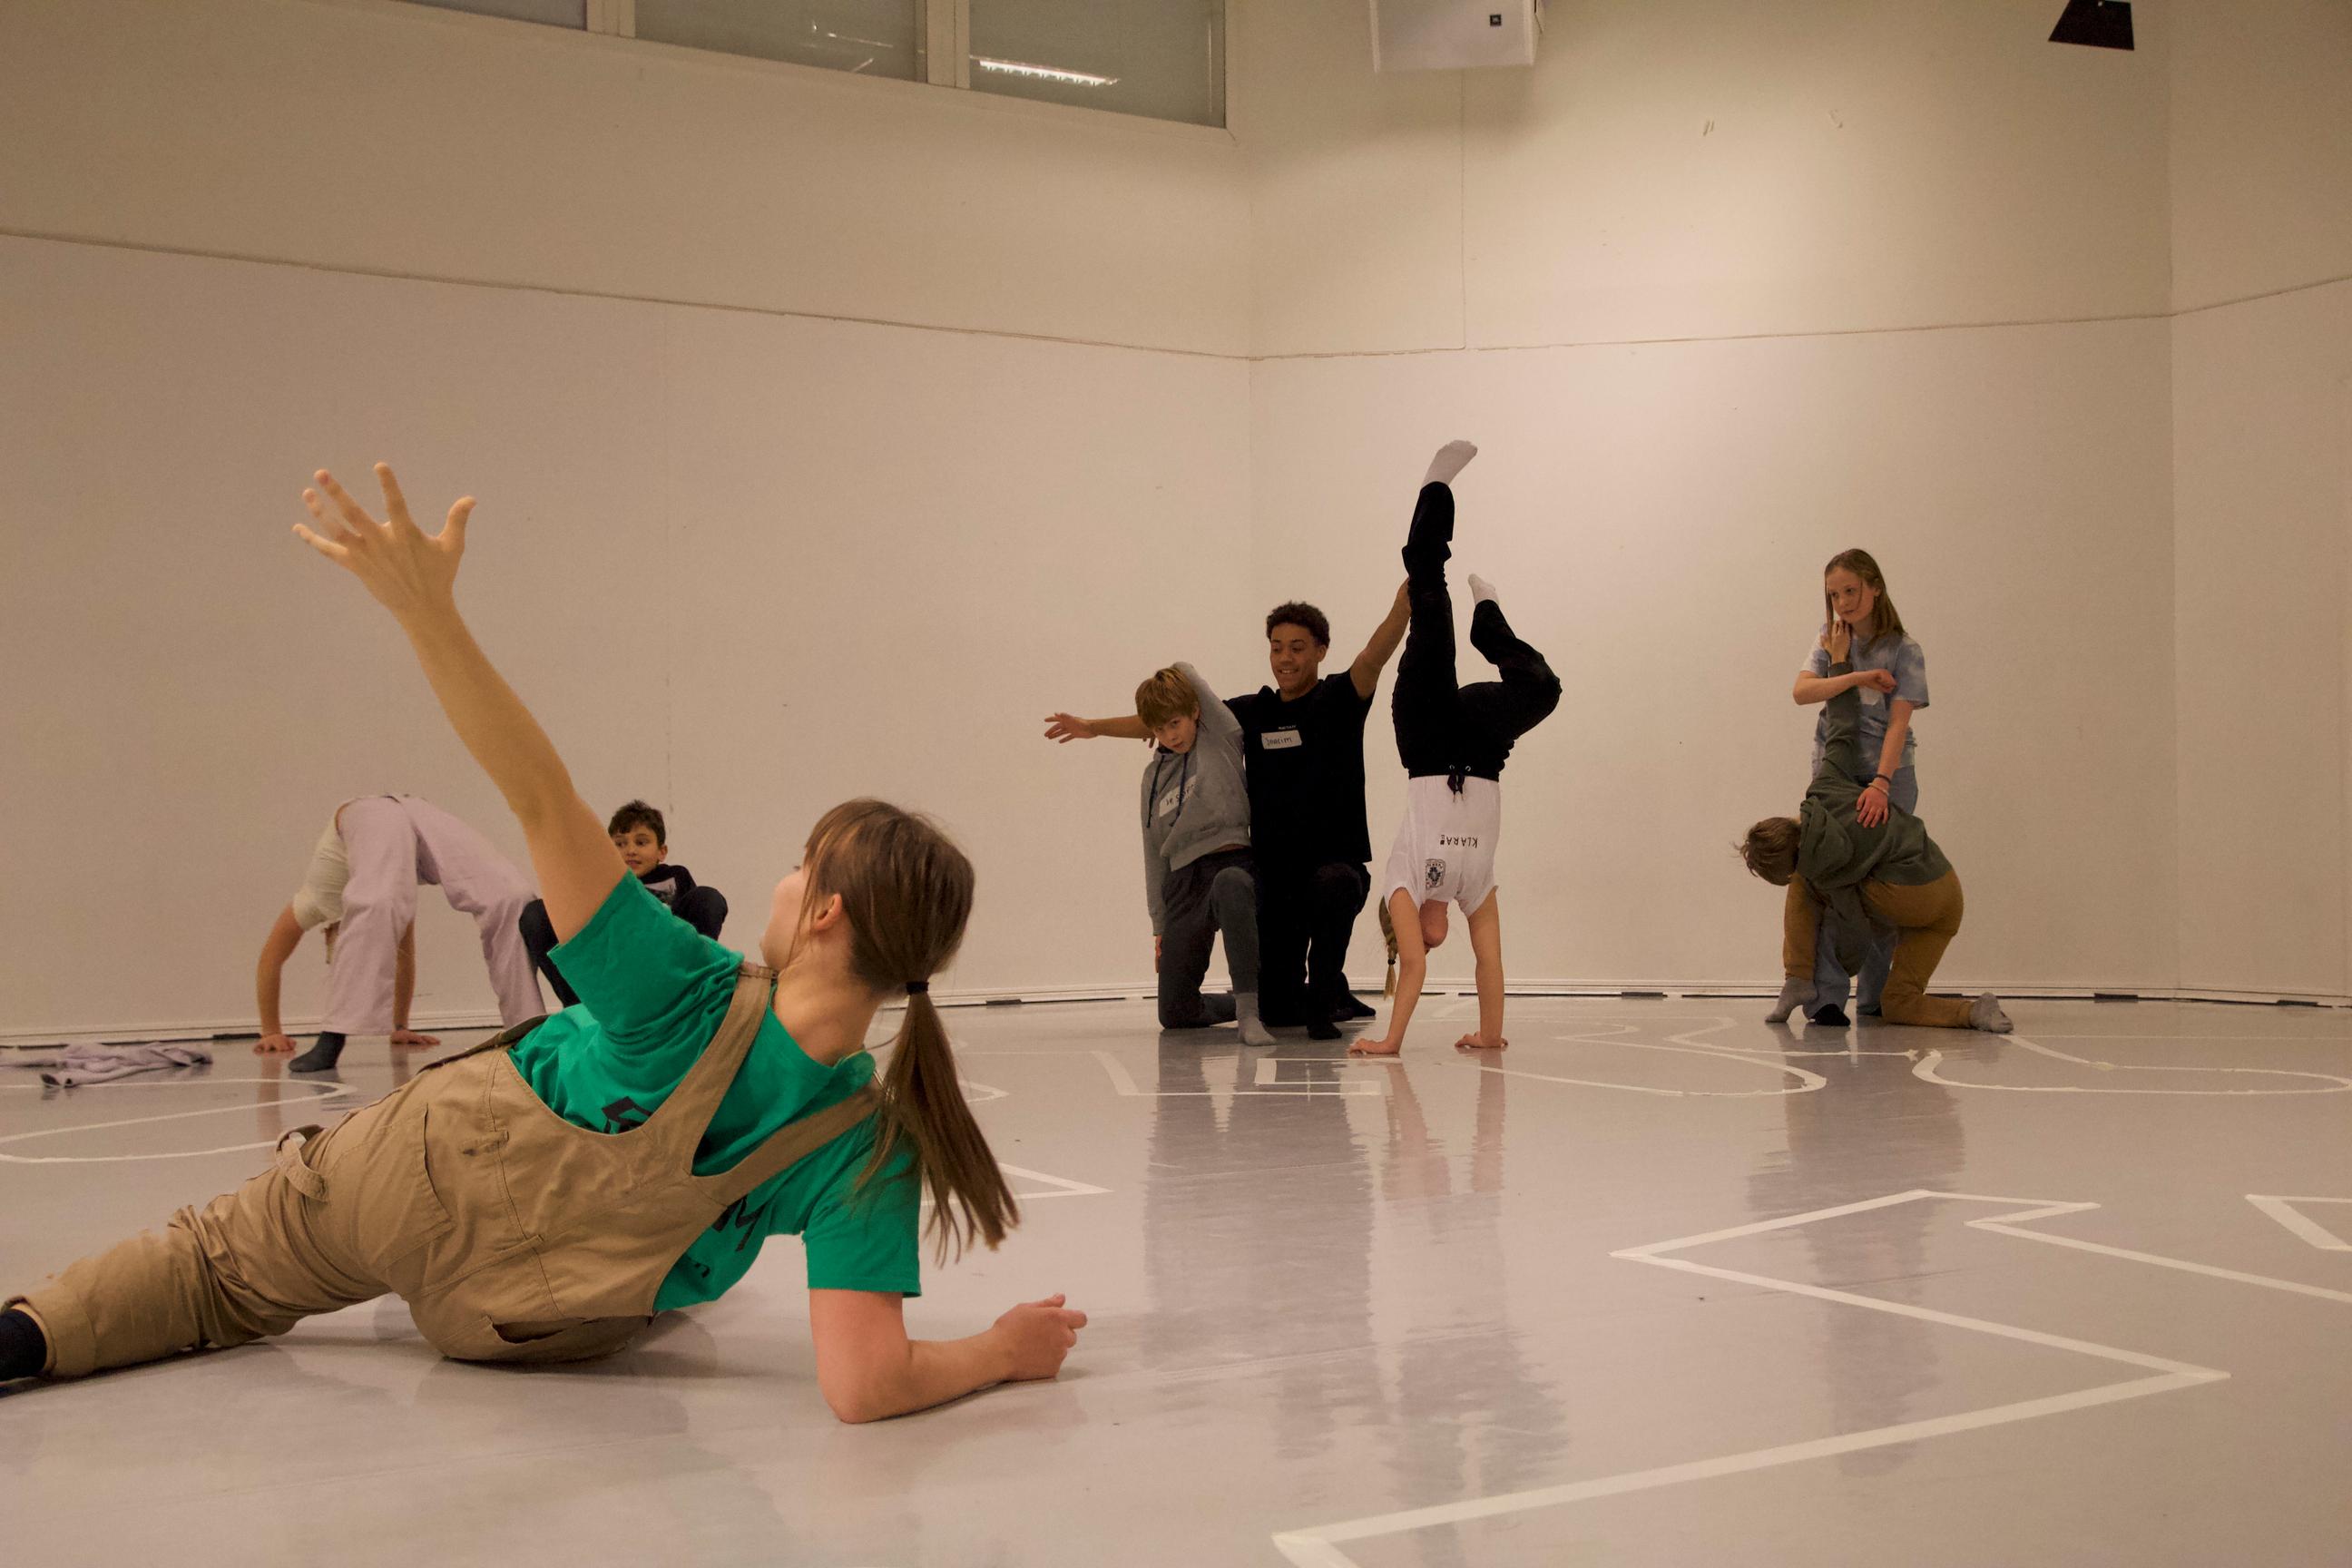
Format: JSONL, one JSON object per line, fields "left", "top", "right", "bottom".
{"left": 1805, "top": 628, "right": 1928, "bottom": 779}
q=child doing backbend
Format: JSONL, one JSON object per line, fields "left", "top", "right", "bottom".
{"left": 252, "top": 793, "right": 542, "bottom": 1071}
{"left": 1352, "top": 441, "right": 1562, "bottom": 1059}
{"left": 1744, "top": 612, "right": 2010, "bottom": 1035}
{"left": 1, "top": 465, "right": 1083, "bottom": 1417}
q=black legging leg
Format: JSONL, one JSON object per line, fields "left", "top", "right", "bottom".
{"left": 1458, "top": 598, "right": 1563, "bottom": 755}
{"left": 672, "top": 884, "right": 729, "bottom": 941}
{"left": 516, "top": 898, "right": 579, "bottom": 1009}
{"left": 1394, "top": 483, "right": 1464, "bottom": 776}
{"left": 1307, "top": 862, "right": 1369, "bottom": 1009}
{"left": 1255, "top": 867, "right": 1313, "bottom": 1024}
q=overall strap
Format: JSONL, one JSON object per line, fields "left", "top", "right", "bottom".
{"left": 418, "top": 1014, "right": 548, "bottom": 1073}
{"left": 704, "top": 1084, "right": 883, "bottom": 1210}
{"left": 642, "top": 963, "right": 778, "bottom": 1145}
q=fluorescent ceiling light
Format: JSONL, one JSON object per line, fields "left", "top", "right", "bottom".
{"left": 973, "top": 55, "right": 1119, "bottom": 87}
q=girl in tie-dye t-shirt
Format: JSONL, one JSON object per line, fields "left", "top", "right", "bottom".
{"left": 1790, "top": 549, "right": 1928, "bottom": 1019}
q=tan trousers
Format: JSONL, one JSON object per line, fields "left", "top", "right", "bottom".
{"left": 1783, "top": 871, "right": 1973, "bottom": 1029}
{"left": 11, "top": 966, "right": 876, "bottom": 1379}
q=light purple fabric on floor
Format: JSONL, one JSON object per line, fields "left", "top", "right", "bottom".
{"left": 12, "top": 1043, "right": 214, "bottom": 1087}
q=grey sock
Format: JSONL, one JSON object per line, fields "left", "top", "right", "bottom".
{"left": 289, "top": 1030, "right": 348, "bottom": 1073}
{"left": 1234, "top": 993, "right": 1276, "bottom": 1047}
{"left": 1766, "top": 979, "right": 1817, "bottom": 1024}
{"left": 1969, "top": 993, "right": 2014, "bottom": 1034}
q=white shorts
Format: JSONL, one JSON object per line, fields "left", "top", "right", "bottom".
{"left": 1380, "top": 775, "right": 1503, "bottom": 915}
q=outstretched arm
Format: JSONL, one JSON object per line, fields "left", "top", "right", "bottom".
{"left": 1457, "top": 890, "right": 1506, "bottom": 1051}
{"left": 294, "top": 466, "right": 623, "bottom": 939}
{"left": 1044, "top": 712, "right": 1150, "bottom": 742}
{"left": 808, "top": 1289, "right": 1085, "bottom": 1423}
{"left": 1356, "top": 889, "right": 1426, "bottom": 1055}
{"left": 387, "top": 924, "right": 440, "bottom": 1047}
{"left": 1349, "top": 581, "right": 1412, "bottom": 701}
{"left": 253, "top": 904, "right": 306, "bottom": 1054}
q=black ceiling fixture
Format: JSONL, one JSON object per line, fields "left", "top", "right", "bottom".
{"left": 2050, "top": 0, "right": 2133, "bottom": 51}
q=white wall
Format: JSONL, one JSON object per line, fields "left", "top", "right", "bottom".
{"left": 0, "top": 0, "right": 1250, "bottom": 1037}
{"left": 1238, "top": 0, "right": 2181, "bottom": 993}
{"left": 1240, "top": 0, "right": 2171, "bottom": 357}
{"left": 2169, "top": 1, "right": 2352, "bottom": 998}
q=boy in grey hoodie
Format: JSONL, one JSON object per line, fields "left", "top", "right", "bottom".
{"left": 1134, "top": 663, "right": 1276, "bottom": 1045}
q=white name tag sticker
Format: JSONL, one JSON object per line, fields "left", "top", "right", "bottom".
{"left": 1156, "top": 788, "right": 1186, "bottom": 819}
{"left": 1259, "top": 729, "right": 1304, "bottom": 750}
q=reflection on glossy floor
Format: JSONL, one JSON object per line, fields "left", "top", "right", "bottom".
{"left": 5, "top": 996, "right": 2351, "bottom": 1566}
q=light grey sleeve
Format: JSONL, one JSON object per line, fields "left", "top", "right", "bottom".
{"left": 1893, "top": 637, "right": 1930, "bottom": 710}
{"left": 1177, "top": 662, "right": 1240, "bottom": 742}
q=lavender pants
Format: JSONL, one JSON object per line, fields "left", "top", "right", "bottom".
{"left": 325, "top": 796, "right": 540, "bottom": 1034}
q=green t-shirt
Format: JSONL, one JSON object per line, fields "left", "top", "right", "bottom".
{"left": 508, "top": 875, "right": 921, "bottom": 1312}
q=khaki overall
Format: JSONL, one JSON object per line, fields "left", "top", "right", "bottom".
{"left": 15, "top": 964, "right": 878, "bottom": 1379}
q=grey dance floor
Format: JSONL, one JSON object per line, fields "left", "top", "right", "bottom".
{"left": 5, "top": 996, "right": 2350, "bottom": 1566}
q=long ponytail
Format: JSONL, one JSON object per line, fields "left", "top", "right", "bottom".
{"left": 794, "top": 799, "right": 1016, "bottom": 1263}
{"left": 867, "top": 991, "right": 1018, "bottom": 1262}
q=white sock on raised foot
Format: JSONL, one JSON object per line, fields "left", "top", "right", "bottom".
{"left": 1424, "top": 440, "right": 1477, "bottom": 487}
{"left": 1467, "top": 573, "right": 1498, "bottom": 606}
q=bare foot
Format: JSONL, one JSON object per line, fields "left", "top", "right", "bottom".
{"left": 253, "top": 1034, "right": 297, "bottom": 1055}
{"left": 1347, "top": 1038, "right": 1403, "bottom": 1059}
{"left": 389, "top": 1029, "right": 442, "bottom": 1049}
{"left": 1454, "top": 1033, "right": 1508, "bottom": 1053}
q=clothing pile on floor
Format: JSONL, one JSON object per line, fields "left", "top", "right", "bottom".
{"left": 8, "top": 1043, "right": 213, "bottom": 1087}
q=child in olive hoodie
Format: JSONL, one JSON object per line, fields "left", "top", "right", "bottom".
{"left": 1740, "top": 620, "right": 2012, "bottom": 1033}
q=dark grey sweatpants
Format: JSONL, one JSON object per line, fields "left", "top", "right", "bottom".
{"left": 1157, "top": 848, "right": 1259, "bottom": 1028}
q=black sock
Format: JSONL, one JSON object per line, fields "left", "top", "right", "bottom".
{"left": 1308, "top": 1013, "right": 1342, "bottom": 1042}
{"left": 289, "top": 1031, "right": 348, "bottom": 1073}
{"left": 1808, "top": 1004, "right": 1852, "bottom": 1027}
{"left": 0, "top": 1307, "right": 50, "bottom": 1381}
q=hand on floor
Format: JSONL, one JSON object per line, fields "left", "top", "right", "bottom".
{"left": 993, "top": 1294, "right": 1087, "bottom": 1383}
{"left": 253, "top": 1034, "right": 297, "bottom": 1055}
{"left": 389, "top": 1029, "right": 442, "bottom": 1048}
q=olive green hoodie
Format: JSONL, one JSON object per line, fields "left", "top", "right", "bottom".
{"left": 1798, "top": 661, "right": 1951, "bottom": 963}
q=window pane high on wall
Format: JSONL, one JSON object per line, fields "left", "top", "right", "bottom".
{"left": 970, "top": 0, "right": 1224, "bottom": 127}
{"left": 407, "top": 0, "right": 588, "bottom": 26}
{"left": 636, "top": 0, "right": 923, "bottom": 81}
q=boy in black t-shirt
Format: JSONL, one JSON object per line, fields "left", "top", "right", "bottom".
{"left": 518, "top": 799, "right": 728, "bottom": 1008}
{"left": 1046, "top": 588, "right": 1409, "bottom": 1038}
